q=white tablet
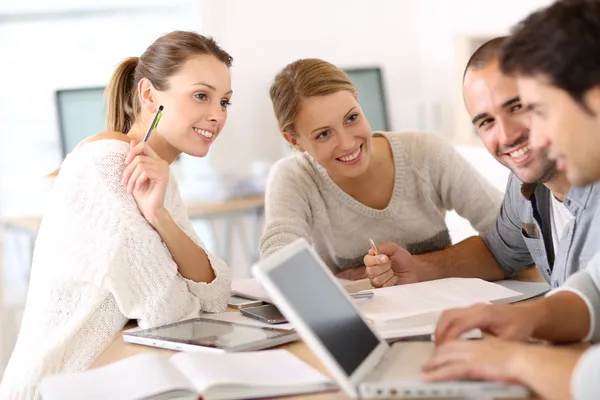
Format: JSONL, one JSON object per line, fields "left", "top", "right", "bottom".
{"left": 124, "top": 317, "right": 299, "bottom": 353}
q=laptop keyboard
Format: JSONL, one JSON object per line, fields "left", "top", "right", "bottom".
{"left": 367, "top": 342, "right": 435, "bottom": 382}
{"left": 361, "top": 342, "right": 528, "bottom": 399}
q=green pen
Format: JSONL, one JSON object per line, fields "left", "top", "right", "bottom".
{"left": 143, "top": 105, "right": 164, "bottom": 142}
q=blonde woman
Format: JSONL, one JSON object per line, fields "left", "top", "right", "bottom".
{"left": 0, "top": 31, "right": 232, "bottom": 399}
{"left": 261, "top": 58, "right": 502, "bottom": 284}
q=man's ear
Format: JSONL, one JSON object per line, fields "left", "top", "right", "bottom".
{"left": 283, "top": 132, "right": 305, "bottom": 152}
{"left": 584, "top": 85, "right": 600, "bottom": 117}
{"left": 137, "top": 78, "right": 157, "bottom": 114}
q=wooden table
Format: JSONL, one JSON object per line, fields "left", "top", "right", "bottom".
{"left": 91, "top": 267, "right": 567, "bottom": 400}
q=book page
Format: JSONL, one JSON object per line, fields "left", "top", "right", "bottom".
{"left": 170, "top": 349, "right": 331, "bottom": 394}
{"left": 490, "top": 280, "right": 551, "bottom": 303}
{"left": 357, "top": 278, "right": 521, "bottom": 324}
{"left": 231, "top": 278, "right": 272, "bottom": 303}
{"left": 39, "top": 353, "right": 195, "bottom": 400}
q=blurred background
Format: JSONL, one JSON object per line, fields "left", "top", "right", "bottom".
{"left": 0, "top": 0, "right": 552, "bottom": 377}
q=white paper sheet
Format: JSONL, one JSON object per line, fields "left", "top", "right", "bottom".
{"left": 357, "top": 278, "right": 521, "bottom": 324}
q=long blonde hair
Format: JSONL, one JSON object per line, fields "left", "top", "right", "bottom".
{"left": 269, "top": 58, "right": 356, "bottom": 137}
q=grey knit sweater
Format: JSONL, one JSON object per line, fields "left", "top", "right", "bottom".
{"left": 259, "top": 131, "right": 503, "bottom": 273}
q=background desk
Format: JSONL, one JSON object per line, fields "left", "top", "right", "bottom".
{"left": 1, "top": 194, "right": 265, "bottom": 273}
{"left": 91, "top": 268, "right": 562, "bottom": 400}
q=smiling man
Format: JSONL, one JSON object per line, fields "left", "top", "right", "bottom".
{"left": 424, "top": 2, "right": 600, "bottom": 398}
{"left": 364, "top": 36, "right": 600, "bottom": 289}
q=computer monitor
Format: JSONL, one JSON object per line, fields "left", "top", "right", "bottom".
{"left": 343, "top": 67, "right": 390, "bottom": 132}
{"left": 56, "top": 87, "right": 106, "bottom": 158}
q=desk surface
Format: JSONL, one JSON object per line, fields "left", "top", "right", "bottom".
{"left": 1, "top": 194, "right": 265, "bottom": 232}
{"left": 91, "top": 267, "right": 553, "bottom": 400}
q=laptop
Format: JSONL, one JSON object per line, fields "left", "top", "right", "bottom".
{"left": 252, "top": 238, "right": 530, "bottom": 399}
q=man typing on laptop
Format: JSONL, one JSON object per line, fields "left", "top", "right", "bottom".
{"left": 424, "top": 2, "right": 600, "bottom": 399}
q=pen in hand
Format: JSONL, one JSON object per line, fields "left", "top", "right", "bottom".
{"left": 369, "top": 238, "right": 381, "bottom": 255}
{"left": 143, "top": 105, "right": 164, "bottom": 142}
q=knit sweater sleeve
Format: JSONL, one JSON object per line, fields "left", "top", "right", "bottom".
{"left": 85, "top": 143, "right": 230, "bottom": 328}
{"left": 406, "top": 132, "right": 503, "bottom": 233}
{"left": 572, "top": 344, "right": 600, "bottom": 400}
{"left": 259, "top": 156, "right": 314, "bottom": 258}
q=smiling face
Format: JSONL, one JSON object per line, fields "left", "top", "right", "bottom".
{"left": 517, "top": 76, "right": 600, "bottom": 186}
{"left": 147, "top": 54, "right": 233, "bottom": 158}
{"left": 463, "top": 60, "right": 556, "bottom": 183}
{"left": 285, "top": 90, "right": 373, "bottom": 180}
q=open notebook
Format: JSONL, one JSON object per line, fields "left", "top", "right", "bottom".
{"left": 39, "top": 350, "right": 335, "bottom": 400}
{"left": 233, "top": 277, "right": 521, "bottom": 340}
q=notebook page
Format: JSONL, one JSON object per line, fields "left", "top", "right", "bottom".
{"left": 358, "top": 278, "right": 521, "bottom": 324}
{"left": 169, "top": 349, "right": 331, "bottom": 393}
{"left": 39, "top": 353, "right": 194, "bottom": 400}
{"left": 231, "top": 278, "right": 272, "bottom": 303}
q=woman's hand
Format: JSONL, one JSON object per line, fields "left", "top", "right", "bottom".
{"left": 122, "top": 140, "right": 170, "bottom": 227}
{"left": 363, "top": 242, "right": 421, "bottom": 287}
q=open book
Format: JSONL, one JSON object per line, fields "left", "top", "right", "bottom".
{"left": 39, "top": 350, "right": 335, "bottom": 400}
{"left": 233, "top": 277, "right": 521, "bottom": 341}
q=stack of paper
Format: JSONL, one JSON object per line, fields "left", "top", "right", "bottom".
{"left": 231, "top": 277, "right": 521, "bottom": 340}
{"left": 356, "top": 278, "right": 521, "bottom": 339}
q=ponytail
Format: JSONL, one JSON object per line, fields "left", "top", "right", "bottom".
{"left": 46, "top": 31, "right": 232, "bottom": 179}
{"left": 105, "top": 57, "right": 139, "bottom": 133}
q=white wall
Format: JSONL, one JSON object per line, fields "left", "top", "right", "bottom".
{"left": 0, "top": 1, "right": 202, "bottom": 216}
{"left": 200, "top": 0, "right": 422, "bottom": 176}
{"left": 199, "top": 0, "right": 553, "bottom": 174}
{"left": 0, "top": 0, "right": 555, "bottom": 215}
{"left": 415, "top": 0, "right": 553, "bottom": 144}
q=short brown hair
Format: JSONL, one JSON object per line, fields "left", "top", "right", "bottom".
{"left": 501, "top": 0, "right": 600, "bottom": 114}
{"left": 269, "top": 58, "right": 356, "bottom": 137}
{"left": 463, "top": 36, "right": 508, "bottom": 79}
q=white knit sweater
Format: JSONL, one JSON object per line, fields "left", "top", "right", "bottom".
{"left": 260, "top": 131, "right": 503, "bottom": 271}
{"left": 0, "top": 140, "right": 230, "bottom": 400}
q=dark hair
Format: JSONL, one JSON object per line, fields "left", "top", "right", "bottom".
{"left": 501, "top": 0, "right": 600, "bottom": 113}
{"left": 464, "top": 36, "right": 508, "bottom": 79}
{"left": 105, "top": 31, "right": 233, "bottom": 133}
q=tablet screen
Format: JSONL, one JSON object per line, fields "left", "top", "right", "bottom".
{"left": 126, "top": 317, "right": 293, "bottom": 350}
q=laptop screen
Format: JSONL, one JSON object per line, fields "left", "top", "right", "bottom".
{"left": 268, "top": 248, "right": 381, "bottom": 376}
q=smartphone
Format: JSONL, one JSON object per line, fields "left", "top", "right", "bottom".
{"left": 240, "top": 304, "right": 288, "bottom": 324}
{"left": 227, "top": 295, "right": 263, "bottom": 309}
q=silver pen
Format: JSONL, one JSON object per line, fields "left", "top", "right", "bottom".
{"left": 350, "top": 291, "right": 374, "bottom": 299}
{"left": 369, "top": 237, "right": 381, "bottom": 255}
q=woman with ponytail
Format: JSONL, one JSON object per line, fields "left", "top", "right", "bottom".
{"left": 0, "top": 31, "right": 233, "bottom": 399}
